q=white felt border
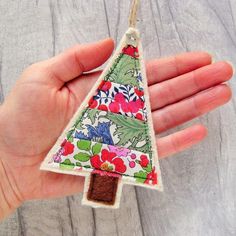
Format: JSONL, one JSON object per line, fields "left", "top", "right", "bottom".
{"left": 138, "top": 33, "right": 163, "bottom": 191}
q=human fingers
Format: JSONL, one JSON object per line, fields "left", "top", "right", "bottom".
{"left": 157, "top": 124, "right": 207, "bottom": 158}
{"left": 149, "top": 61, "right": 233, "bottom": 110}
{"left": 146, "top": 51, "right": 212, "bottom": 85}
{"left": 152, "top": 84, "right": 232, "bottom": 133}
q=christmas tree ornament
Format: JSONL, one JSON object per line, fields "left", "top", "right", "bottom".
{"left": 40, "top": 0, "right": 163, "bottom": 208}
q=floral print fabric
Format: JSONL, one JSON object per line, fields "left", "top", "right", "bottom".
{"left": 43, "top": 31, "right": 161, "bottom": 188}
{"left": 50, "top": 138, "right": 157, "bottom": 184}
{"left": 104, "top": 53, "right": 143, "bottom": 89}
{"left": 89, "top": 80, "right": 147, "bottom": 121}
{"left": 70, "top": 108, "right": 151, "bottom": 154}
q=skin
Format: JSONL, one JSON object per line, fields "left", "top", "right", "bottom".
{"left": 0, "top": 38, "right": 233, "bottom": 220}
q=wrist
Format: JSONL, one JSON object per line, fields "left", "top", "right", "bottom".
{"left": 0, "top": 159, "right": 22, "bottom": 221}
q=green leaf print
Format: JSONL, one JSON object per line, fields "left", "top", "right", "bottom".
{"left": 67, "top": 136, "right": 74, "bottom": 142}
{"left": 108, "top": 114, "right": 150, "bottom": 152}
{"left": 134, "top": 170, "right": 147, "bottom": 183}
{"left": 92, "top": 143, "right": 102, "bottom": 155}
{"left": 105, "top": 54, "right": 141, "bottom": 88}
{"left": 74, "top": 109, "right": 87, "bottom": 130}
{"left": 77, "top": 140, "right": 91, "bottom": 151}
{"left": 83, "top": 165, "right": 92, "bottom": 169}
{"left": 66, "top": 129, "right": 74, "bottom": 140}
{"left": 86, "top": 108, "right": 98, "bottom": 124}
{"left": 74, "top": 153, "right": 90, "bottom": 162}
{"left": 79, "top": 108, "right": 152, "bottom": 154}
{"left": 134, "top": 145, "right": 152, "bottom": 155}
{"left": 60, "top": 159, "right": 75, "bottom": 170}
{"left": 142, "top": 163, "right": 152, "bottom": 172}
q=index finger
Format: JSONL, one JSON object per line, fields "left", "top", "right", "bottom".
{"left": 146, "top": 51, "right": 212, "bottom": 85}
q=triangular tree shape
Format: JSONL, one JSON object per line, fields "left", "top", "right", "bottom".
{"left": 40, "top": 27, "right": 163, "bottom": 208}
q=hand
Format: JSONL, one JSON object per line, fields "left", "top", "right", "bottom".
{"left": 0, "top": 38, "right": 233, "bottom": 219}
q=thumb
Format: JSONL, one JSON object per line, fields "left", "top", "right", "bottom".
{"left": 34, "top": 38, "right": 115, "bottom": 88}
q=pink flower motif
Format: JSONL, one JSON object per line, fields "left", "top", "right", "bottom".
{"left": 108, "top": 145, "right": 131, "bottom": 157}
{"left": 128, "top": 101, "right": 140, "bottom": 113}
{"left": 109, "top": 102, "right": 120, "bottom": 113}
{"left": 130, "top": 153, "right": 136, "bottom": 159}
{"left": 53, "top": 147, "right": 63, "bottom": 163}
{"left": 129, "top": 161, "right": 136, "bottom": 168}
{"left": 53, "top": 154, "right": 61, "bottom": 163}
{"left": 114, "top": 93, "right": 125, "bottom": 103}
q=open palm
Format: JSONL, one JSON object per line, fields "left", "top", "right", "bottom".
{"left": 0, "top": 38, "right": 232, "bottom": 204}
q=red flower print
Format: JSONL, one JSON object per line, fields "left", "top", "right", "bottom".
{"left": 114, "top": 93, "right": 125, "bottom": 103}
{"left": 98, "top": 104, "right": 108, "bottom": 111}
{"left": 135, "top": 99, "right": 144, "bottom": 109}
{"left": 97, "top": 81, "right": 104, "bottom": 90}
{"left": 88, "top": 98, "right": 98, "bottom": 109}
{"left": 145, "top": 167, "right": 158, "bottom": 185}
{"left": 90, "top": 149, "right": 126, "bottom": 173}
{"left": 100, "top": 81, "right": 112, "bottom": 91}
{"left": 128, "top": 101, "right": 140, "bottom": 113}
{"left": 109, "top": 102, "right": 120, "bottom": 113}
{"left": 135, "top": 113, "right": 143, "bottom": 120}
{"left": 61, "top": 140, "right": 74, "bottom": 156}
{"left": 120, "top": 101, "right": 130, "bottom": 113}
{"left": 140, "top": 155, "right": 149, "bottom": 167}
{"left": 122, "top": 46, "right": 139, "bottom": 58}
{"left": 134, "top": 88, "right": 144, "bottom": 97}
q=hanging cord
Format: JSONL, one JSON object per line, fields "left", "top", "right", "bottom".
{"left": 128, "top": 0, "right": 140, "bottom": 28}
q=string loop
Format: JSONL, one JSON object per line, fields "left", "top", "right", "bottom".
{"left": 128, "top": 0, "right": 140, "bottom": 28}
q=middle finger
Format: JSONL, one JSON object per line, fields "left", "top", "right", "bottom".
{"left": 149, "top": 61, "right": 233, "bottom": 110}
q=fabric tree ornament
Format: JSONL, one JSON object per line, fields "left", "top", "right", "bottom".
{"left": 40, "top": 0, "right": 163, "bottom": 208}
